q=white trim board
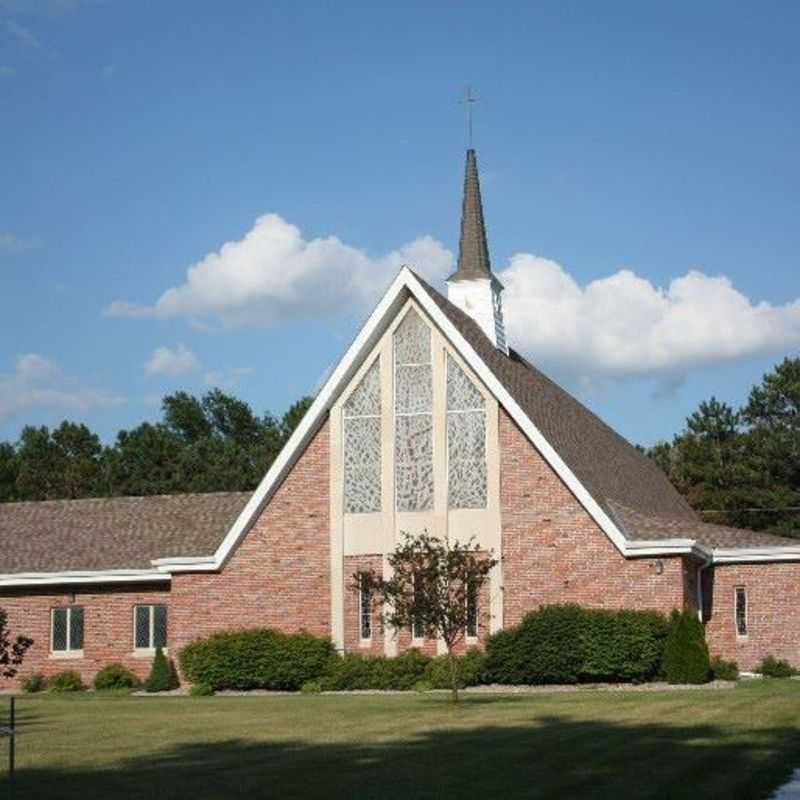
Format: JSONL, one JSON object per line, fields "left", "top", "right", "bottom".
{"left": 0, "top": 569, "right": 170, "bottom": 588}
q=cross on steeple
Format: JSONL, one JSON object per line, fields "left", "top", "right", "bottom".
{"left": 460, "top": 86, "right": 478, "bottom": 149}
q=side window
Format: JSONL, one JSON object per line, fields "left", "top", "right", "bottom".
{"left": 52, "top": 606, "right": 84, "bottom": 653}
{"left": 359, "top": 575, "right": 372, "bottom": 642}
{"left": 735, "top": 587, "right": 747, "bottom": 637}
{"left": 135, "top": 605, "right": 168, "bottom": 650}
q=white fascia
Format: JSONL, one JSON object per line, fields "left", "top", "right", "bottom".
{"left": 711, "top": 546, "right": 800, "bottom": 564}
{"left": 0, "top": 569, "right": 170, "bottom": 588}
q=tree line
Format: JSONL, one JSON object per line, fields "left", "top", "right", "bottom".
{"left": 645, "top": 357, "right": 800, "bottom": 538}
{"left": 1, "top": 357, "right": 799, "bottom": 540}
{"left": 0, "top": 390, "right": 313, "bottom": 502}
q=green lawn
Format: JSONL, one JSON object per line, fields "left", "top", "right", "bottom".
{"left": 1, "top": 681, "right": 799, "bottom": 799}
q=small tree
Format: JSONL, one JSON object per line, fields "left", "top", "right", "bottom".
{"left": 663, "top": 609, "right": 710, "bottom": 684}
{"left": 356, "top": 531, "right": 497, "bottom": 703}
{"left": 145, "top": 647, "right": 180, "bottom": 693}
{"left": 0, "top": 607, "right": 33, "bottom": 680}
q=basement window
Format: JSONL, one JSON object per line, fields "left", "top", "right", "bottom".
{"left": 51, "top": 606, "right": 84, "bottom": 655}
{"left": 135, "top": 605, "right": 168, "bottom": 652}
{"left": 735, "top": 587, "right": 748, "bottom": 638}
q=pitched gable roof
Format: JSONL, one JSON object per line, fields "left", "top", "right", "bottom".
{"left": 0, "top": 492, "right": 249, "bottom": 578}
{"left": 415, "top": 273, "right": 695, "bottom": 521}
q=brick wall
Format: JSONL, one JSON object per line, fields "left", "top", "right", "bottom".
{"left": 0, "top": 583, "right": 170, "bottom": 688}
{"left": 703, "top": 562, "right": 800, "bottom": 671}
{"left": 170, "top": 419, "right": 331, "bottom": 657}
{"left": 499, "top": 409, "right": 690, "bottom": 623}
{"left": 343, "top": 555, "right": 384, "bottom": 655}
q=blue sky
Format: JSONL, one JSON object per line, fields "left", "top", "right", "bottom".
{"left": 2, "top": 0, "right": 799, "bottom": 446}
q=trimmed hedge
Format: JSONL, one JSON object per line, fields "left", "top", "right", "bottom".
{"left": 94, "top": 663, "right": 141, "bottom": 691}
{"left": 663, "top": 610, "right": 710, "bottom": 684}
{"left": 758, "top": 655, "right": 797, "bottom": 678}
{"left": 180, "top": 629, "right": 335, "bottom": 691}
{"left": 48, "top": 670, "right": 84, "bottom": 693}
{"left": 424, "top": 650, "right": 486, "bottom": 690}
{"left": 145, "top": 647, "right": 180, "bottom": 693}
{"left": 485, "top": 605, "right": 669, "bottom": 685}
{"left": 321, "top": 649, "right": 430, "bottom": 691}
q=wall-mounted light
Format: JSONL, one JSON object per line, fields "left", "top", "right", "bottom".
{"left": 653, "top": 560, "right": 664, "bottom": 575}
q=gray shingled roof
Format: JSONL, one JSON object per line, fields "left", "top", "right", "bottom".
{"left": 609, "top": 502, "right": 798, "bottom": 549}
{"left": 0, "top": 492, "right": 250, "bottom": 574}
{"left": 414, "top": 273, "right": 697, "bottom": 519}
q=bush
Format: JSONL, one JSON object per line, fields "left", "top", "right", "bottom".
{"left": 413, "top": 679, "right": 432, "bottom": 693}
{"left": 300, "top": 680, "right": 322, "bottom": 694}
{"left": 663, "top": 610, "right": 711, "bottom": 684}
{"left": 94, "top": 663, "right": 141, "bottom": 691}
{"left": 424, "top": 649, "right": 486, "bottom": 689}
{"left": 710, "top": 656, "right": 739, "bottom": 681}
{"left": 484, "top": 605, "right": 669, "bottom": 685}
{"left": 180, "top": 629, "right": 335, "bottom": 692}
{"left": 322, "top": 648, "right": 430, "bottom": 691}
{"left": 757, "top": 655, "right": 797, "bottom": 678}
{"left": 145, "top": 647, "right": 180, "bottom": 693}
{"left": 22, "top": 673, "right": 47, "bottom": 693}
{"left": 48, "top": 670, "right": 84, "bottom": 693}
{"left": 189, "top": 683, "right": 215, "bottom": 697}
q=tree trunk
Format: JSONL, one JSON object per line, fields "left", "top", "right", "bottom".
{"left": 446, "top": 647, "right": 459, "bottom": 704}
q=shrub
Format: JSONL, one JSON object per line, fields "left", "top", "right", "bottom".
{"left": 48, "top": 670, "right": 84, "bottom": 693}
{"left": 710, "top": 656, "right": 739, "bottom": 681}
{"left": 145, "top": 647, "right": 180, "bottom": 693}
{"left": 663, "top": 610, "right": 711, "bottom": 684}
{"left": 484, "top": 605, "right": 669, "bottom": 685}
{"left": 758, "top": 655, "right": 797, "bottom": 678}
{"left": 300, "top": 680, "right": 322, "bottom": 694}
{"left": 94, "top": 663, "right": 141, "bottom": 691}
{"left": 322, "top": 648, "right": 430, "bottom": 691}
{"left": 424, "top": 649, "right": 486, "bottom": 689}
{"left": 189, "top": 683, "right": 214, "bottom": 697}
{"left": 413, "top": 679, "right": 432, "bottom": 693}
{"left": 180, "top": 629, "right": 335, "bottom": 692}
{"left": 22, "top": 673, "right": 47, "bottom": 693}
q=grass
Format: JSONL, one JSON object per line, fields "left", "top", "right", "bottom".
{"left": 1, "top": 680, "right": 799, "bottom": 799}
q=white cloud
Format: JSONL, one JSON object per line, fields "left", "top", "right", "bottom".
{"left": 498, "top": 255, "right": 800, "bottom": 380}
{"left": 145, "top": 344, "right": 200, "bottom": 378}
{"left": 203, "top": 367, "right": 254, "bottom": 390}
{"left": 106, "top": 213, "right": 454, "bottom": 325}
{"left": 5, "top": 20, "right": 44, "bottom": 51}
{"left": 0, "top": 353, "right": 125, "bottom": 422}
{"left": 0, "top": 232, "right": 40, "bottom": 252}
{"left": 105, "top": 211, "right": 800, "bottom": 383}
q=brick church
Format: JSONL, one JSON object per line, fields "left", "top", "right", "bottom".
{"left": 2, "top": 150, "right": 800, "bottom": 686}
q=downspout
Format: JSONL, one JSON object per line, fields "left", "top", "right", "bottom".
{"left": 696, "top": 549, "right": 713, "bottom": 623}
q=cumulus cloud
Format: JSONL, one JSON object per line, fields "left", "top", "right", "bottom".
{"left": 0, "top": 232, "right": 40, "bottom": 252}
{"left": 106, "top": 213, "right": 453, "bottom": 325}
{"left": 145, "top": 344, "right": 200, "bottom": 377}
{"left": 0, "top": 353, "right": 124, "bottom": 422}
{"left": 105, "top": 211, "right": 800, "bottom": 382}
{"left": 498, "top": 255, "right": 800, "bottom": 380}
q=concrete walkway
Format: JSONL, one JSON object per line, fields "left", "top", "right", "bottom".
{"left": 772, "top": 770, "right": 800, "bottom": 799}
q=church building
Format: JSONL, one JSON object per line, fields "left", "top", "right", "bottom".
{"left": 2, "top": 149, "right": 800, "bottom": 686}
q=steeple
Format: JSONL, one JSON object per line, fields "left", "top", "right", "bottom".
{"left": 450, "top": 148, "right": 493, "bottom": 282}
{"left": 447, "top": 149, "right": 508, "bottom": 353}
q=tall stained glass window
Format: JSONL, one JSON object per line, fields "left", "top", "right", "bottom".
{"left": 343, "top": 359, "right": 382, "bottom": 513}
{"left": 446, "top": 354, "right": 487, "bottom": 509}
{"left": 394, "top": 310, "right": 434, "bottom": 512}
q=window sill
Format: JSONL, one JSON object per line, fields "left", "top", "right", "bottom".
{"left": 49, "top": 651, "right": 84, "bottom": 660}
{"left": 132, "top": 648, "right": 168, "bottom": 658}
{"left": 358, "top": 639, "right": 373, "bottom": 649}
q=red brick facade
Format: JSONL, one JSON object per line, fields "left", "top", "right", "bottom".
{"left": 0, "top": 583, "right": 170, "bottom": 688}
{"left": 703, "top": 563, "right": 800, "bottom": 671}
{"left": 3, "top": 407, "right": 800, "bottom": 687}
{"left": 499, "top": 409, "right": 694, "bottom": 622}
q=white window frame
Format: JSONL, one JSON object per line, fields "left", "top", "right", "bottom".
{"left": 50, "top": 606, "right": 84, "bottom": 657}
{"left": 133, "top": 604, "right": 168, "bottom": 654}
{"left": 359, "top": 575, "right": 372, "bottom": 646}
{"left": 734, "top": 586, "right": 748, "bottom": 638}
